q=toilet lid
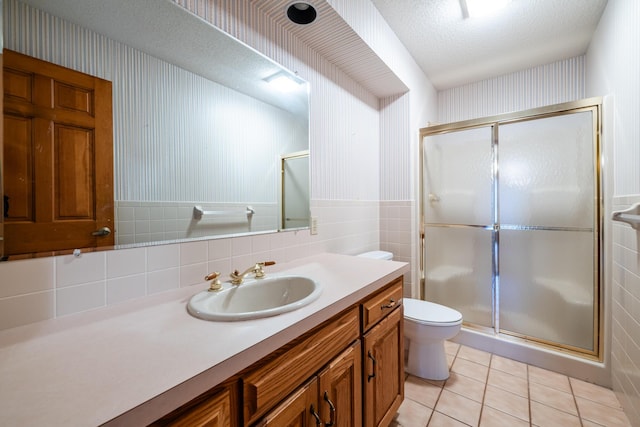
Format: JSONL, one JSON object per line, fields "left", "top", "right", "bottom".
{"left": 404, "top": 298, "right": 462, "bottom": 326}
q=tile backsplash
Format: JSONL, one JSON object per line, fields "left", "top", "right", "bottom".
{"left": 0, "top": 200, "right": 414, "bottom": 331}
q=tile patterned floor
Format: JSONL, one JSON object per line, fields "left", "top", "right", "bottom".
{"left": 392, "top": 341, "right": 632, "bottom": 427}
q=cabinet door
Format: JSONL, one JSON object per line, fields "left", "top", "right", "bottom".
{"left": 318, "top": 341, "right": 362, "bottom": 427}
{"left": 165, "top": 388, "right": 232, "bottom": 427}
{"left": 255, "top": 377, "right": 320, "bottom": 427}
{"left": 363, "top": 307, "right": 404, "bottom": 427}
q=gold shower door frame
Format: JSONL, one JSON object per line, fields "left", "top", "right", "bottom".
{"left": 419, "top": 97, "right": 603, "bottom": 360}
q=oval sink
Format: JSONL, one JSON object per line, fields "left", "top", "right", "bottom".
{"left": 187, "top": 275, "right": 322, "bottom": 321}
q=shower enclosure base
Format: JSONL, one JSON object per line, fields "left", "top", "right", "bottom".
{"left": 451, "top": 327, "right": 610, "bottom": 388}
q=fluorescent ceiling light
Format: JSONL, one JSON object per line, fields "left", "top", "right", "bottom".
{"left": 265, "top": 72, "right": 302, "bottom": 92}
{"left": 460, "top": 0, "right": 511, "bottom": 19}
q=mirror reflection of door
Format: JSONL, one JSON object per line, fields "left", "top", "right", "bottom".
{"left": 281, "top": 151, "right": 309, "bottom": 230}
{"left": 2, "top": 50, "right": 114, "bottom": 257}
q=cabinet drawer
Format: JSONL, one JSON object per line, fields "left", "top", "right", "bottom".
{"left": 361, "top": 277, "right": 403, "bottom": 332}
{"left": 152, "top": 383, "right": 238, "bottom": 427}
{"left": 243, "top": 307, "right": 360, "bottom": 425}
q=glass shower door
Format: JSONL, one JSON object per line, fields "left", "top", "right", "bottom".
{"left": 498, "top": 111, "right": 597, "bottom": 352}
{"left": 422, "top": 126, "right": 494, "bottom": 327}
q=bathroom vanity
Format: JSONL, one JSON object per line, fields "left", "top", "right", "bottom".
{"left": 0, "top": 253, "right": 408, "bottom": 426}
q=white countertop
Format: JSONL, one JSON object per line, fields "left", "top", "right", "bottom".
{"left": 0, "top": 253, "right": 409, "bottom": 426}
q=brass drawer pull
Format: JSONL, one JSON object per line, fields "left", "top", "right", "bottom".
{"left": 381, "top": 299, "right": 396, "bottom": 310}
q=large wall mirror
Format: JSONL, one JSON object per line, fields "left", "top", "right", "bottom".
{"left": 1, "top": 0, "right": 310, "bottom": 260}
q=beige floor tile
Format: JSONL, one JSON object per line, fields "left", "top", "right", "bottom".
{"left": 425, "top": 378, "right": 447, "bottom": 388}
{"left": 529, "top": 381, "right": 578, "bottom": 415}
{"left": 451, "top": 357, "right": 489, "bottom": 384}
{"left": 435, "top": 389, "right": 482, "bottom": 427}
{"left": 487, "top": 368, "right": 528, "bottom": 397}
{"left": 457, "top": 345, "right": 492, "bottom": 366}
{"left": 444, "top": 371, "right": 486, "bottom": 403}
{"left": 528, "top": 365, "right": 571, "bottom": 393}
{"left": 393, "top": 398, "right": 432, "bottom": 427}
{"left": 428, "top": 411, "right": 469, "bottom": 426}
{"left": 405, "top": 374, "right": 443, "bottom": 409}
{"left": 479, "top": 405, "right": 529, "bottom": 427}
{"left": 447, "top": 352, "right": 455, "bottom": 370}
{"left": 490, "top": 355, "right": 527, "bottom": 379}
{"left": 531, "top": 401, "right": 581, "bottom": 427}
{"left": 483, "top": 385, "right": 529, "bottom": 422}
{"left": 576, "top": 396, "right": 632, "bottom": 426}
{"left": 444, "top": 341, "right": 460, "bottom": 356}
{"left": 570, "top": 377, "right": 622, "bottom": 409}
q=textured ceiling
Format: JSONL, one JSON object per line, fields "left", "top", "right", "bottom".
{"left": 253, "top": 0, "right": 408, "bottom": 97}
{"left": 370, "top": 0, "right": 608, "bottom": 89}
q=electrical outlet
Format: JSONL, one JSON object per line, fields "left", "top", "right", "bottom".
{"left": 310, "top": 216, "right": 318, "bottom": 235}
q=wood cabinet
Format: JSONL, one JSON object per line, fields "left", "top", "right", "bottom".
{"left": 257, "top": 341, "right": 362, "bottom": 427}
{"left": 154, "top": 276, "right": 404, "bottom": 427}
{"left": 363, "top": 307, "right": 404, "bottom": 427}
{"left": 243, "top": 307, "right": 360, "bottom": 425}
{"left": 151, "top": 382, "right": 239, "bottom": 427}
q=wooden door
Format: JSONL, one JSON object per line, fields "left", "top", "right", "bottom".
{"left": 2, "top": 49, "right": 114, "bottom": 256}
{"left": 318, "top": 340, "right": 362, "bottom": 427}
{"left": 363, "top": 308, "right": 404, "bottom": 427}
{"left": 255, "top": 377, "right": 320, "bottom": 427}
{"left": 166, "top": 388, "right": 232, "bottom": 427}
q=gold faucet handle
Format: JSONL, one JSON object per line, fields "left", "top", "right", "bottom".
{"left": 205, "top": 271, "right": 223, "bottom": 291}
{"left": 255, "top": 261, "right": 276, "bottom": 278}
{"left": 205, "top": 272, "right": 221, "bottom": 281}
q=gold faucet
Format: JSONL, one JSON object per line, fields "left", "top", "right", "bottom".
{"left": 205, "top": 271, "right": 223, "bottom": 291}
{"left": 230, "top": 261, "right": 276, "bottom": 285}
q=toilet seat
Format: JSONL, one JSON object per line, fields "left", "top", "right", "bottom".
{"left": 404, "top": 298, "right": 462, "bottom": 327}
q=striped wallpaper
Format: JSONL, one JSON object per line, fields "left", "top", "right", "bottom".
{"left": 4, "top": 0, "right": 307, "bottom": 203}
{"left": 173, "top": 0, "right": 390, "bottom": 201}
{"left": 438, "top": 56, "right": 586, "bottom": 124}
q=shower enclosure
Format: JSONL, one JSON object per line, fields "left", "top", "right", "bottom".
{"left": 420, "top": 98, "right": 602, "bottom": 358}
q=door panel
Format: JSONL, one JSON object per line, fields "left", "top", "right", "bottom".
{"left": 499, "top": 112, "right": 595, "bottom": 229}
{"left": 423, "top": 126, "right": 493, "bottom": 226}
{"left": 257, "top": 377, "right": 319, "bottom": 427}
{"left": 318, "top": 341, "right": 362, "bottom": 427}
{"left": 499, "top": 229, "right": 595, "bottom": 351}
{"left": 3, "top": 49, "right": 114, "bottom": 256}
{"left": 424, "top": 226, "right": 493, "bottom": 327}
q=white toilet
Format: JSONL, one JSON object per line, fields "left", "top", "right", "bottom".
{"left": 404, "top": 297, "right": 462, "bottom": 380}
{"left": 357, "top": 250, "right": 463, "bottom": 381}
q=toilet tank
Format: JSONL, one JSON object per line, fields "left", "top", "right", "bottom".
{"left": 357, "top": 251, "right": 393, "bottom": 260}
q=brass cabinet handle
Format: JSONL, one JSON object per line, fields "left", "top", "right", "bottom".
{"left": 367, "top": 350, "right": 377, "bottom": 382}
{"left": 381, "top": 299, "right": 396, "bottom": 310}
{"left": 323, "top": 391, "right": 335, "bottom": 426}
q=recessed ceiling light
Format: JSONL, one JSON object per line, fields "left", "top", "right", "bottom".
{"left": 286, "top": 2, "right": 317, "bottom": 25}
{"left": 460, "top": 0, "right": 511, "bottom": 19}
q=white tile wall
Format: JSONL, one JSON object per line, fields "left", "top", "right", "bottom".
{"left": 380, "top": 200, "right": 414, "bottom": 296}
{"left": 0, "top": 200, "right": 384, "bottom": 330}
{"left": 114, "top": 201, "right": 278, "bottom": 245}
{"left": 586, "top": 0, "right": 640, "bottom": 424}
{"left": 611, "top": 197, "right": 640, "bottom": 426}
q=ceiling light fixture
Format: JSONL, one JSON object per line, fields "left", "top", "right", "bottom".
{"left": 286, "top": 2, "right": 317, "bottom": 25}
{"left": 460, "top": 0, "right": 510, "bottom": 19}
{"left": 264, "top": 71, "right": 303, "bottom": 93}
